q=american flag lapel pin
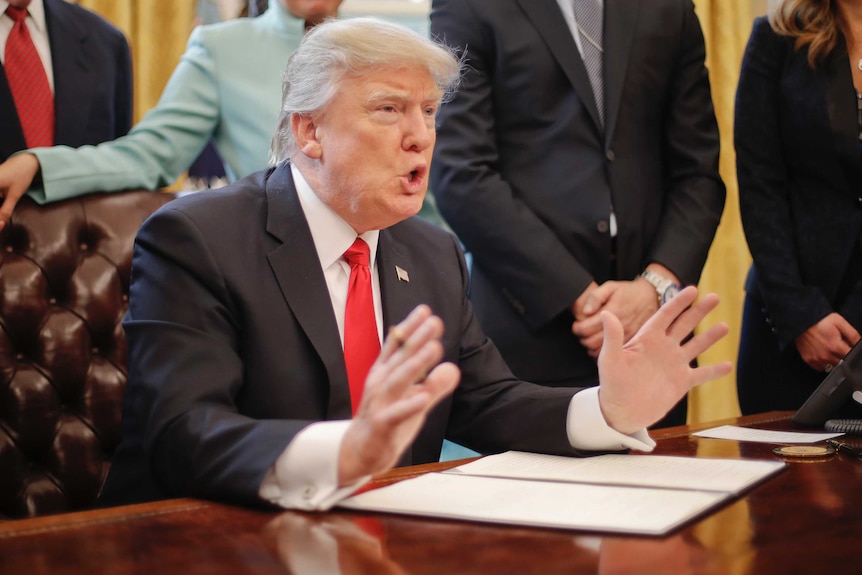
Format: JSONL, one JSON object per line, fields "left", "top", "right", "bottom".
{"left": 395, "top": 265, "right": 410, "bottom": 283}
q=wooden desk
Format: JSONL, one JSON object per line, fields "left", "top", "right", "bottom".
{"left": 1, "top": 412, "right": 860, "bottom": 574}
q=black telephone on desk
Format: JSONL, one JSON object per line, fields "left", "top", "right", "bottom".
{"left": 792, "top": 340, "right": 862, "bottom": 434}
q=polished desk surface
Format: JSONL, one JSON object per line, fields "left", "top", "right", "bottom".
{"left": 1, "top": 411, "right": 860, "bottom": 575}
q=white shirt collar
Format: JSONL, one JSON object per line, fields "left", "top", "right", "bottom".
{"left": 1, "top": 0, "right": 47, "bottom": 33}
{"left": 290, "top": 164, "right": 379, "bottom": 270}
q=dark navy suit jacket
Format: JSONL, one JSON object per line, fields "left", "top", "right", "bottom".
{"left": 736, "top": 17, "right": 862, "bottom": 348}
{"left": 0, "top": 0, "right": 132, "bottom": 162}
{"left": 100, "top": 165, "right": 581, "bottom": 508}
{"left": 735, "top": 17, "right": 862, "bottom": 412}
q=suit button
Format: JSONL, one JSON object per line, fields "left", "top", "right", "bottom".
{"left": 597, "top": 220, "right": 609, "bottom": 233}
{"left": 858, "top": 196, "right": 862, "bottom": 207}
{"left": 606, "top": 149, "right": 615, "bottom": 161}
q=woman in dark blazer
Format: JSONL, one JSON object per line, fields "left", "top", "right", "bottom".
{"left": 735, "top": 0, "right": 862, "bottom": 415}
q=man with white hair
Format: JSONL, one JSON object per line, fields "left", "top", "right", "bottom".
{"left": 99, "top": 18, "right": 731, "bottom": 511}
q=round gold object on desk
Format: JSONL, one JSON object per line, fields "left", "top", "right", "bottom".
{"left": 773, "top": 445, "right": 835, "bottom": 459}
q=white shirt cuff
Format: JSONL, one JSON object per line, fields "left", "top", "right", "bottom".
{"left": 258, "top": 420, "right": 371, "bottom": 510}
{"left": 566, "top": 387, "right": 656, "bottom": 452}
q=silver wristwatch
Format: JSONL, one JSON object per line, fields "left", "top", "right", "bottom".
{"left": 639, "top": 270, "right": 682, "bottom": 306}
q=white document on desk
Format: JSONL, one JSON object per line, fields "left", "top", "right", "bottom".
{"left": 692, "top": 425, "right": 843, "bottom": 444}
{"left": 338, "top": 452, "right": 785, "bottom": 536}
{"left": 446, "top": 450, "right": 785, "bottom": 493}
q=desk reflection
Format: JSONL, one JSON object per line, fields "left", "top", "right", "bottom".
{"left": 267, "top": 511, "right": 733, "bottom": 575}
{"left": 266, "top": 513, "right": 405, "bottom": 575}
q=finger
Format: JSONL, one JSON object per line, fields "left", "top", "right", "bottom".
{"left": 667, "top": 292, "right": 719, "bottom": 341}
{"left": 572, "top": 314, "right": 603, "bottom": 337}
{"left": 688, "top": 360, "right": 733, "bottom": 389}
{"left": 375, "top": 363, "right": 459, "bottom": 427}
{"left": 0, "top": 192, "right": 21, "bottom": 231}
{"left": 580, "top": 331, "right": 603, "bottom": 354}
{"left": 389, "top": 313, "right": 444, "bottom": 363}
{"left": 642, "top": 285, "right": 699, "bottom": 334}
{"left": 375, "top": 337, "right": 445, "bottom": 401}
{"left": 832, "top": 340, "right": 853, "bottom": 363}
{"left": 421, "top": 362, "right": 460, "bottom": 403}
{"left": 681, "top": 322, "right": 729, "bottom": 360}
{"left": 837, "top": 321, "right": 861, "bottom": 346}
{"left": 378, "top": 305, "right": 432, "bottom": 362}
{"left": 582, "top": 283, "right": 613, "bottom": 315}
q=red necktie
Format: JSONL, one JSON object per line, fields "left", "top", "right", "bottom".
{"left": 343, "top": 238, "right": 380, "bottom": 414}
{"left": 5, "top": 6, "right": 54, "bottom": 148}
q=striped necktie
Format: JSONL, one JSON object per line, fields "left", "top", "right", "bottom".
{"left": 4, "top": 6, "right": 54, "bottom": 148}
{"left": 573, "top": 0, "right": 604, "bottom": 127}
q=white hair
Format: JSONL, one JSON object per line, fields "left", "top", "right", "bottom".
{"left": 268, "top": 17, "right": 462, "bottom": 165}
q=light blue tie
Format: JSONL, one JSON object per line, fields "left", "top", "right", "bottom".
{"left": 573, "top": 0, "right": 604, "bottom": 127}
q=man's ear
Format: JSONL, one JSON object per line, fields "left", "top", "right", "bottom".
{"left": 292, "top": 114, "right": 323, "bottom": 159}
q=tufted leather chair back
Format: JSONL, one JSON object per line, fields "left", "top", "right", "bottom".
{"left": 0, "top": 190, "right": 175, "bottom": 519}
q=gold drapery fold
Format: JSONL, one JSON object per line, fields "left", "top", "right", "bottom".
{"left": 70, "top": 0, "right": 196, "bottom": 122}
{"left": 689, "top": 0, "right": 763, "bottom": 422}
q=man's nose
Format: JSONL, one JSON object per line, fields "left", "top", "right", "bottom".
{"left": 402, "top": 109, "right": 435, "bottom": 151}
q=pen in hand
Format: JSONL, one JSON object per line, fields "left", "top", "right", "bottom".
{"left": 826, "top": 440, "right": 862, "bottom": 459}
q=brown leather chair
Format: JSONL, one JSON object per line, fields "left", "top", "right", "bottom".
{"left": 0, "top": 190, "right": 175, "bottom": 519}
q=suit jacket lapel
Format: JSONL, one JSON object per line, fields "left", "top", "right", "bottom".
{"left": 603, "top": 0, "right": 639, "bottom": 143}
{"left": 517, "top": 0, "right": 602, "bottom": 133}
{"left": 44, "top": 0, "right": 94, "bottom": 146}
{"left": 376, "top": 228, "right": 418, "bottom": 465}
{"left": 377, "top": 230, "right": 417, "bottom": 334}
{"left": 264, "top": 165, "right": 353, "bottom": 419}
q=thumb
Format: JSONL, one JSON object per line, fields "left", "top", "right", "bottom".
{"left": 598, "top": 310, "right": 624, "bottom": 363}
{"left": 583, "top": 284, "right": 612, "bottom": 315}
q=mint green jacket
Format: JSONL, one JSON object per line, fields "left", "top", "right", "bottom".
{"left": 28, "top": 3, "right": 304, "bottom": 202}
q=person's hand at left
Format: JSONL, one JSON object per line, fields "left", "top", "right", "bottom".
{"left": 338, "top": 305, "right": 460, "bottom": 486}
{"left": 571, "top": 279, "right": 658, "bottom": 358}
{"left": 0, "top": 153, "right": 40, "bottom": 231}
{"left": 596, "top": 286, "right": 731, "bottom": 435}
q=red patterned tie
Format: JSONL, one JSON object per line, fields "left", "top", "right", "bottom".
{"left": 5, "top": 6, "right": 54, "bottom": 148}
{"left": 343, "top": 238, "right": 380, "bottom": 414}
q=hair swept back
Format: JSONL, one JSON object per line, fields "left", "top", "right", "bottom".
{"left": 269, "top": 17, "right": 463, "bottom": 166}
{"left": 770, "top": 0, "right": 848, "bottom": 68}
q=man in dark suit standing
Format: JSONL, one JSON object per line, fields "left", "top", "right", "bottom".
{"left": 99, "top": 17, "right": 731, "bottom": 511}
{"left": 0, "top": 0, "right": 132, "bottom": 162}
{"left": 429, "top": 0, "right": 725, "bottom": 425}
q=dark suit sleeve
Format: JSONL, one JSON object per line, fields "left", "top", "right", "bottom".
{"left": 642, "top": 1, "right": 725, "bottom": 284}
{"left": 121, "top": 207, "right": 313, "bottom": 507}
{"left": 735, "top": 18, "right": 833, "bottom": 346}
{"left": 430, "top": 0, "right": 594, "bottom": 329}
{"left": 437, "top": 232, "right": 586, "bottom": 456}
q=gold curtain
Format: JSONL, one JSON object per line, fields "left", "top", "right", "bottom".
{"left": 688, "top": 0, "right": 765, "bottom": 423}
{"left": 69, "top": 0, "right": 197, "bottom": 123}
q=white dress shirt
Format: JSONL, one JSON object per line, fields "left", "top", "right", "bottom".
{"left": 259, "top": 165, "right": 652, "bottom": 511}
